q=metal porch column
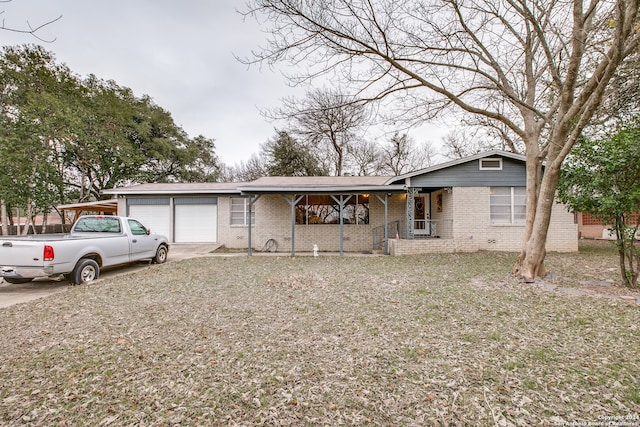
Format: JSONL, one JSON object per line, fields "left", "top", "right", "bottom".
{"left": 331, "top": 195, "right": 353, "bottom": 256}
{"left": 282, "top": 195, "right": 304, "bottom": 256}
{"left": 406, "top": 187, "right": 419, "bottom": 240}
{"left": 374, "top": 193, "right": 389, "bottom": 255}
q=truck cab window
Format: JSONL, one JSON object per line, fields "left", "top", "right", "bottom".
{"left": 75, "top": 217, "right": 121, "bottom": 233}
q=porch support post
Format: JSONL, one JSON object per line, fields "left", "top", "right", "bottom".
{"left": 282, "top": 195, "right": 304, "bottom": 256}
{"left": 374, "top": 193, "right": 389, "bottom": 255}
{"left": 247, "top": 194, "right": 261, "bottom": 256}
{"left": 331, "top": 194, "right": 353, "bottom": 256}
{"left": 406, "top": 187, "right": 418, "bottom": 240}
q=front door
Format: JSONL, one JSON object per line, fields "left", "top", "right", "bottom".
{"left": 414, "top": 195, "right": 430, "bottom": 235}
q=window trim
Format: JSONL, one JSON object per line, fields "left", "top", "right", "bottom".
{"left": 490, "top": 186, "right": 526, "bottom": 225}
{"left": 479, "top": 158, "right": 503, "bottom": 171}
{"left": 230, "top": 197, "right": 255, "bottom": 226}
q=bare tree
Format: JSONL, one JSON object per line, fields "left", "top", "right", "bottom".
{"left": 379, "top": 132, "right": 434, "bottom": 175}
{"left": 219, "top": 154, "right": 267, "bottom": 182}
{"left": 243, "top": 0, "right": 640, "bottom": 281}
{"left": 441, "top": 131, "right": 480, "bottom": 160}
{"left": 591, "top": 49, "right": 640, "bottom": 132}
{"left": 268, "top": 88, "right": 369, "bottom": 176}
{"left": 441, "top": 124, "right": 522, "bottom": 160}
{"left": 348, "top": 139, "right": 383, "bottom": 176}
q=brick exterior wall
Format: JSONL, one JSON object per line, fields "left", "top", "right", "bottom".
{"left": 576, "top": 212, "right": 640, "bottom": 239}
{"left": 213, "top": 187, "right": 578, "bottom": 255}
{"left": 217, "top": 194, "right": 406, "bottom": 253}
{"left": 118, "top": 187, "right": 578, "bottom": 254}
{"left": 389, "top": 187, "right": 577, "bottom": 256}
{"left": 216, "top": 197, "right": 248, "bottom": 249}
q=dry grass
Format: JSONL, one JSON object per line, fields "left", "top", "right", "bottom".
{"left": 1, "top": 241, "right": 639, "bottom": 426}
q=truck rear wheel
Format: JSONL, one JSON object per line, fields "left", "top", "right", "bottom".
{"left": 69, "top": 258, "right": 100, "bottom": 285}
{"left": 3, "top": 277, "right": 33, "bottom": 284}
{"left": 152, "top": 244, "right": 168, "bottom": 264}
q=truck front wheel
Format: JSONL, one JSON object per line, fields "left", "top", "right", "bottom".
{"left": 152, "top": 244, "right": 168, "bottom": 264}
{"left": 69, "top": 258, "right": 100, "bottom": 285}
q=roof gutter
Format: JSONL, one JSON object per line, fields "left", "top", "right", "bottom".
{"left": 237, "top": 185, "right": 406, "bottom": 194}
{"left": 102, "top": 189, "right": 242, "bottom": 195}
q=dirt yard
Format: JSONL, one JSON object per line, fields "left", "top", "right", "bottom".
{"left": 1, "top": 241, "right": 638, "bottom": 426}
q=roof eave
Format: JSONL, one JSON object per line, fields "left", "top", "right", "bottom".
{"left": 102, "top": 189, "right": 242, "bottom": 195}
{"left": 238, "top": 185, "right": 406, "bottom": 194}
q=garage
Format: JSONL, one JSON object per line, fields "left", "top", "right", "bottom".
{"left": 126, "top": 196, "right": 218, "bottom": 243}
{"left": 174, "top": 197, "right": 217, "bottom": 242}
{"left": 127, "top": 198, "right": 171, "bottom": 239}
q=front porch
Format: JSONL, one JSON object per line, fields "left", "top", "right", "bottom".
{"left": 373, "top": 217, "right": 480, "bottom": 256}
{"left": 371, "top": 186, "right": 457, "bottom": 254}
{"left": 372, "top": 218, "right": 454, "bottom": 251}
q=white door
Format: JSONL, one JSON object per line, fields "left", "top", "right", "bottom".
{"left": 174, "top": 204, "right": 217, "bottom": 242}
{"left": 414, "top": 195, "right": 429, "bottom": 235}
{"left": 128, "top": 205, "right": 171, "bottom": 239}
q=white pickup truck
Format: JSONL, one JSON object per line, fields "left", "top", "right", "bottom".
{"left": 0, "top": 215, "right": 169, "bottom": 285}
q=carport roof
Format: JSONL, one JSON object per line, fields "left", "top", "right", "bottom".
{"left": 57, "top": 199, "right": 119, "bottom": 221}
{"left": 237, "top": 176, "right": 405, "bottom": 194}
{"left": 103, "top": 182, "right": 244, "bottom": 195}
{"left": 58, "top": 199, "right": 118, "bottom": 212}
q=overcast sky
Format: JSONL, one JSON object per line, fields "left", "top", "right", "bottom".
{"left": 1, "top": 0, "right": 447, "bottom": 166}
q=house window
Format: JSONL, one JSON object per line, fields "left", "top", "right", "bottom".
{"left": 490, "top": 187, "right": 526, "bottom": 224}
{"left": 295, "top": 194, "right": 369, "bottom": 225}
{"left": 230, "top": 198, "right": 255, "bottom": 226}
{"left": 479, "top": 158, "right": 503, "bottom": 170}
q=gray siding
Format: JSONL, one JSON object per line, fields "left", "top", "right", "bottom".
{"left": 410, "top": 157, "right": 527, "bottom": 188}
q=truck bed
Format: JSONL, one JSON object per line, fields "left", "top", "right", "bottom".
{"left": 1, "top": 233, "right": 124, "bottom": 242}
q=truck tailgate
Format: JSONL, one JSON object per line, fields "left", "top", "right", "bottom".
{"left": 0, "top": 240, "right": 44, "bottom": 267}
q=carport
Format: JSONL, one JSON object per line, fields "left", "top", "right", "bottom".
{"left": 58, "top": 199, "right": 119, "bottom": 222}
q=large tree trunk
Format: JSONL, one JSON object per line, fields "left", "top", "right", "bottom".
{"left": 1, "top": 200, "right": 7, "bottom": 236}
{"left": 515, "top": 152, "right": 563, "bottom": 282}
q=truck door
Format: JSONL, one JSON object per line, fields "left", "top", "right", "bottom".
{"left": 127, "top": 219, "right": 159, "bottom": 260}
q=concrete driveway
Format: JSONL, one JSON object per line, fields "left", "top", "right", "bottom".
{"left": 0, "top": 243, "right": 221, "bottom": 309}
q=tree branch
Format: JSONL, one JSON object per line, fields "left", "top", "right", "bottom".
{"left": 0, "top": 11, "right": 62, "bottom": 43}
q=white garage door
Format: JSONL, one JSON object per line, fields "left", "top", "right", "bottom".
{"left": 174, "top": 204, "right": 217, "bottom": 242}
{"left": 128, "top": 204, "right": 171, "bottom": 239}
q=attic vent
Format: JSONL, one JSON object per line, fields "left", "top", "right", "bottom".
{"left": 479, "top": 158, "right": 503, "bottom": 170}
